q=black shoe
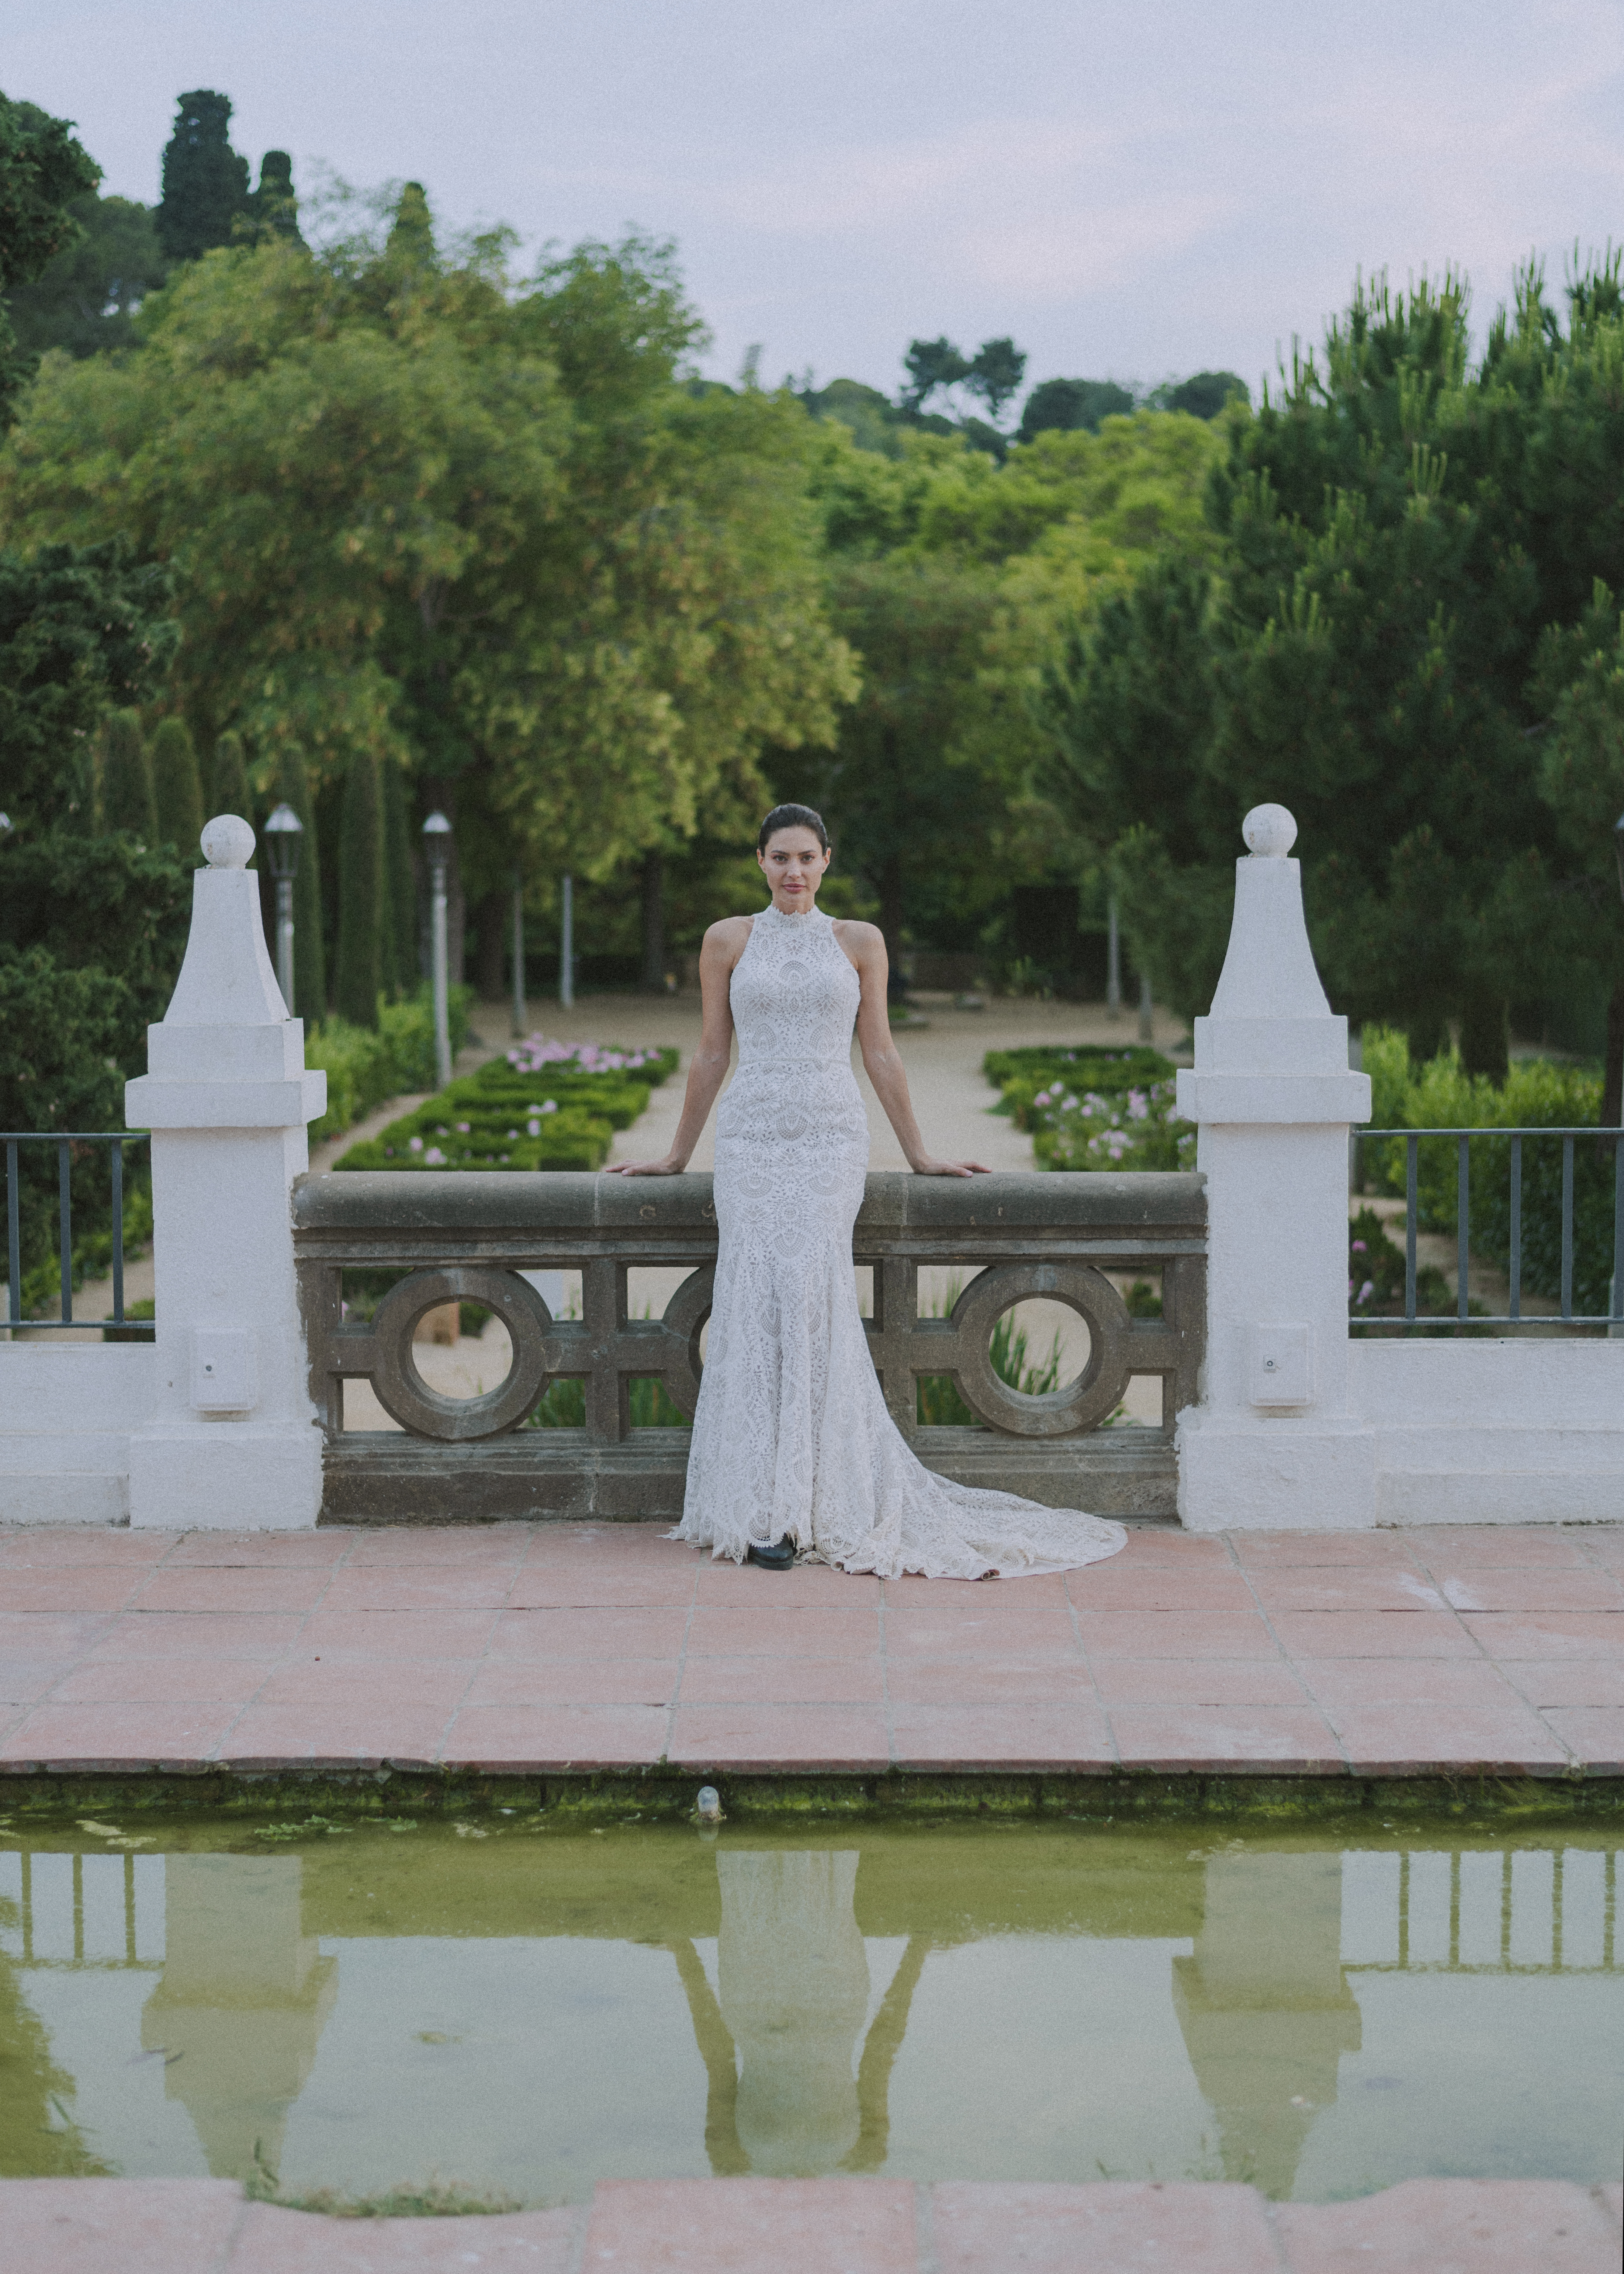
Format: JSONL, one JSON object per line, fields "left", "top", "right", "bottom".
{"left": 747, "top": 1537, "right": 796, "bottom": 1571}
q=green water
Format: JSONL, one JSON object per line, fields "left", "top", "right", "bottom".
{"left": 1, "top": 1816, "right": 1618, "bottom": 2207}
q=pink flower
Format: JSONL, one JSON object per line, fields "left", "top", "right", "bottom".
{"left": 1351, "top": 1239, "right": 1367, "bottom": 1254}
{"left": 1357, "top": 1280, "right": 1375, "bottom": 1305}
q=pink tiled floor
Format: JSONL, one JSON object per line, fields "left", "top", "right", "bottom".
{"left": 0, "top": 1521, "right": 1620, "bottom": 1776}
{"left": 3, "top": 2176, "right": 1619, "bottom": 2274}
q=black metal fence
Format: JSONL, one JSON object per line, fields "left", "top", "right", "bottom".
{"left": 1365, "top": 1126, "right": 1624, "bottom": 1328}
{"left": 2, "top": 1132, "right": 153, "bottom": 1335}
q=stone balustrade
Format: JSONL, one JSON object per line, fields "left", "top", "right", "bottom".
{"left": 294, "top": 1169, "right": 1207, "bottom": 1523}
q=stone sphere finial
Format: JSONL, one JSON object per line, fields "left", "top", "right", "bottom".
{"left": 1242, "top": 803, "right": 1297, "bottom": 858}
{"left": 201, "top": 814, "right": 255, "bottom": 869}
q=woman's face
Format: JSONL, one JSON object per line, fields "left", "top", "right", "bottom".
{"left": 757, "top": 826, "right": 830, "bottom": 908}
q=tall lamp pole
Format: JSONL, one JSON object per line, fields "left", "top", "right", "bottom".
{"left": 263, "top": 803, "right": 303, "bottom": 1016}
{"left": 423, "top": 810, "right": 454, "bottom": 1090}
{"left": 560, "top": 870, "right": 574, "bottom": 1010}
{"left": 511, "top": 866, "right": 527, "bottom": 1038}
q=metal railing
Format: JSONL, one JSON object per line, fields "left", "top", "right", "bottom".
{"left": 1364, "top": 1126, "right": 1624, "bottom": 1328}
{"left": 1, "top": 1131, "right": 153, "bottom": 1336}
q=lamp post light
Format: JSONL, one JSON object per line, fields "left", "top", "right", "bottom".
{"left": 263, "top": 802, "right": 303, "bottom": 1016}
{"left": 423, "top": 810, "right": 454, "bottom": 1090}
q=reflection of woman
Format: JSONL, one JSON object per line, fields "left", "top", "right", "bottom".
{"left": 611, "top": 804, "right": 1127, "bottom": 1580}
{"left": 718, "top": 1851, "right": 869, "bottom": 2174}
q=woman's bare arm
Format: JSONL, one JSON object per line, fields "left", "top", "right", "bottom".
{"left": 836, "top": 921, "right": 989, "bottom": 1178}
{"left": 605, "top": 918, "right": 748, "bottom": 1175}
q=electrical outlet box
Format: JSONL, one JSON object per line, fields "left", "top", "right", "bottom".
{"left": 1249, "top": 1324, "right": 1311, "bottom": 1408}
{"left": 191, "top": 1329, "right": 257, "bottom": 1414}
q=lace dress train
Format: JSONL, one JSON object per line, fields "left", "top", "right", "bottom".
{"left": 672, "top": 904, "right": 1126, "bottom": 1579}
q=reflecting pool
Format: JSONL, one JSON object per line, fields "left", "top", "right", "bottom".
{"left": 1, "top": 1818, "right": 1618, "bottom": 2205}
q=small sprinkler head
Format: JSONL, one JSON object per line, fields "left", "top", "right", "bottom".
{"left": 696, "top": 1785, "right": 722, "bottom": 1825}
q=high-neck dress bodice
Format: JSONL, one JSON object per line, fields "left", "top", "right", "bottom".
{"left": 728, "top": 905, "right": 860, "bottom": 1067}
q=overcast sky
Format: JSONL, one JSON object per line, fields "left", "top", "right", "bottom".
{"left": 11, "top": 1, "right": 1624, "bottom": 402}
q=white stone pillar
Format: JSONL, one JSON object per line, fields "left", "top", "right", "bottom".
{"left": 1174, "top": 806, "right": 1375, "bottom": 1531}
{"left": 123, "top": 816, "right": 327, "bottom": 1530}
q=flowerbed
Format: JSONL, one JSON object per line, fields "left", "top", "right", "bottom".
{"left": 983, "top": 1044, "right": 1194, "bottom": 1171}
{"left": 334, "top": 1037, "right": 678, "bottom": 1174}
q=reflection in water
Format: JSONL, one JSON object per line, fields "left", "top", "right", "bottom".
{"left": 1171, "top": 1852, "right": 1360, "bottom": 2196}
{"left": 0, "top": 1829, "right": 1617, "bottom": 2202}
{"left": 141, "top": 1856, "right": 335, "bottom": 2182}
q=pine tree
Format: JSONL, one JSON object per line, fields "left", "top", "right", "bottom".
{"left": 155, "top": 91, "right": 249, "bottom": 265}
{"left": 380, "top": 759, "right": 418, "bottom": 996}
{"left": 99, "top": 709, "right": 155, "bottom": 839}
{"left": 278, "top": 743, "right": 326, "bottom": 1022}
{"left": 149, "top": 716, "right": 203, "bottom": 855}
{"left": 334, "top": 750, "right": 383, "bottom": 1028}
{"left": 209, "top": 728, "right": 250, "bottom": 822}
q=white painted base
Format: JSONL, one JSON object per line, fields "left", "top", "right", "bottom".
{"left": 0, "top": 1347, "right": 157, "bottom": 1524}
{"left": 1175, "top": 1409, "right": 1377, "bottom": 1531}
{"left": 127, "top": 1427, "right": 322, "bottom": 1530}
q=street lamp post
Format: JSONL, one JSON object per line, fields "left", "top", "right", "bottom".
{"left": 263, "top": 802, "right": 303, "bottom": 1016}
{"left": 423, "top": 811, "right": 454, "bottom": 1090}
{"left": 560, "top": 870, "right": 574, "bottom": 1010}
{"left": 511, "top": 866, "right": 527, "bottom": 1038}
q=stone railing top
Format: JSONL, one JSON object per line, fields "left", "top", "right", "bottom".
{"left": 293, "top": 1167, "right": 1207, "bottom": 1237}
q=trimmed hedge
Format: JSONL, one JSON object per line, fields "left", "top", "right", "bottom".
{"left": 983, "top": 1044, "right": 1191, "bottom": 1171}
{"left": 334, "top": 1041, "right": 679, "bottom": 1174}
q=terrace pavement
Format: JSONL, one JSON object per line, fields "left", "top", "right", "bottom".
{"left": 0, "top": 1518, "right": 1620, "bottom": 1778}
{"left": 5, "top": 2174, "right": 1622, "bottom": 2274}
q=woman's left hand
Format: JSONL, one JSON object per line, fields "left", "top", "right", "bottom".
{"left": 910, "top": 1156, "right": 991, "bottom": 1177}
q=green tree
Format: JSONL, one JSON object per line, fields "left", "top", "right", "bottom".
{"left": 98, "top": 708, "right": 154, "bottom": 838}
{"left": 248, "top": 151, "right": 302, "bottom": 244}
{"left": 1041, "top": 267, "right": 1624, "bottom": 1078}
{"left": 379, "top": 756, "right": 417, "bottom": 998}
{"left": 901, "top": 336, "right": 970, "bottom": 415}
{"left": 0, "top": 538, "right": 173, "bottom": 830}
{"left": 1158, "top": 370, "right": 1249, "bottom": 420}
{"left": 0, "top": 90, "right": 100, "bottom": 427}
{"left": 209, "top": 727, "right": 250, "bottom": 822}
{"left": 966, "top": 337, "right": 1027, "bottom": 426}
{"left": 155, "top": 90, "right": 249, "bottom": 265}
{"left": 6, "top": 190, "right": 167, "bottom": 360}
{"left": 1018, "top": 378, "right": 1134, "bottom": 442}
{"left": 1531, "top": 581, "right": 1624, "bottom": 1120}
{"left": 149, "top": 715, "right": 203, "bottom": 853}
{"left": 334, "top": 750, "right": 383, "bottom": 1026}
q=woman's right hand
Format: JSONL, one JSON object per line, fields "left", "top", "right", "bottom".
{"left": 604, "top": 1155, "right": 687, "bottom": 1177}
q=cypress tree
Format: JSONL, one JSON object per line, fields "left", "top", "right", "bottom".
{"left": 155, "top": 91, "right": 250, "bottom": 265}
{"left": 380, "top": 759, "right": 418, "bottom": 997}
{"left": 333, "top": 750, "right": 383, "bottom": 1028}
{"left": 209, "top": 728, "right": 250, "bottom": 822}
{"left": 385, "top": 181, "right": 437, "bottom": 272}
{"left": 149, "top": 716, "right": 204, "bottom": 856}
{"left": 278, "top": 744, "right": 326, "bottom": 1023}
{"left": 99, "top": 709, "right": 155, "bottom": 839}
{"left": 249, "top": 150, "right": 303, "bottom": 244}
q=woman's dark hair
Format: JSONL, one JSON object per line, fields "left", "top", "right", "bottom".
{"left": 757, "top": 802, "right": 829, "bottom": 854}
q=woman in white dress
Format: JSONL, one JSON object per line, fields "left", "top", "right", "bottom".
{"left": 609, "top": 806, "right": 1125, "bottom": 1580}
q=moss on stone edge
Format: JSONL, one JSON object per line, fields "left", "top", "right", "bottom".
{"left": 0, "top": 1768, "right": 1619, "bottom": 1828}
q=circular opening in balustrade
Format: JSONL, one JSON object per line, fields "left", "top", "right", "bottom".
{"left": 986, "top": 1296, "right": 1092, "bottom": 1402}
{"left": 406, "top": 1302, "right": 514, "bottom": 1402}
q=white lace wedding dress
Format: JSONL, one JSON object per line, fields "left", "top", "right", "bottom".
{"left": 672, "top": 903, "right": 1127, "bottom": 1578}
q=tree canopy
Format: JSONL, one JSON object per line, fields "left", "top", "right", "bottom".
{"left": 154, "top": 89, "right": 250, "bottom": 264}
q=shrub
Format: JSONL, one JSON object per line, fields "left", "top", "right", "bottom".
{"left": 305, "top": 985, "right": 473, "bottom": 1145}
